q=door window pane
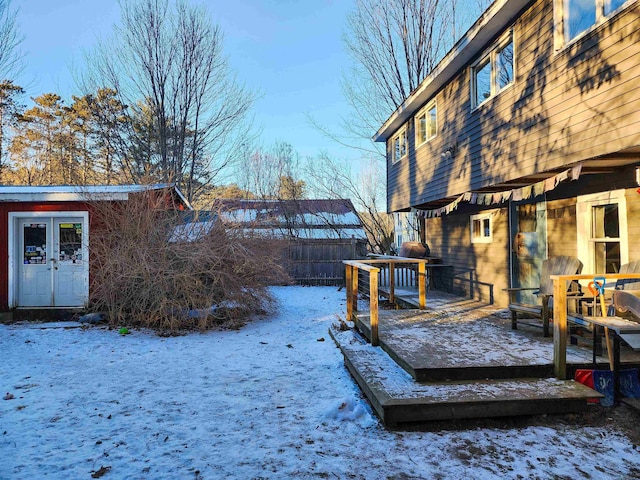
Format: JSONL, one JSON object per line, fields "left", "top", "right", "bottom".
{"left": 518, "top": 204, "right": 538, "bottom": 232}
{"left": 58, "top": 223, "right": 83, "bottom": 264}
{"left": 23, "top": 224, "right": 47, "bottom": 264}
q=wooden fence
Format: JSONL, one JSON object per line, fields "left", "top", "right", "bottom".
{"left": 285, "top": 238, "right": 368, "bottom": 286}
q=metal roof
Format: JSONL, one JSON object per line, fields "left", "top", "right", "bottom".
{"left": 0, "top": 183, "right": 192, "bottom": 209}
{"left": 374, "top": 0, "right": 533, "bottom": 142}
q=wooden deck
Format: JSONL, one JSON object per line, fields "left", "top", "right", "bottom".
{"left": 331, "top": 290, "right": 640, "bottom": 427}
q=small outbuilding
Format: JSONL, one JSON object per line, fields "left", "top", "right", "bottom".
{"left": 213, "top": 198, "right": 369, "bottom": 285}
{"left": 0, "top": 184, "right": 189, "bottom": 312}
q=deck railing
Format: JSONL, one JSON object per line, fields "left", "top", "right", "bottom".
{"left": 343, "top": 259, "right": 429, "bottom": 346}
{"left": 551, "top": 272, "right": 640, "bottom": 379}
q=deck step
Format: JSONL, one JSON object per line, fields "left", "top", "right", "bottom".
{"left": 331, "top": 328, "right": 603, "bottom": 427}
{"left": 354, "top": 312, "right": 598, "bottom": 382}
{"left": 622, "top": 397, "right": 640, "bottom": 411}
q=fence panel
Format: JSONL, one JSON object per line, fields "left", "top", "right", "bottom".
{"left": 286, "top": 238, "right": 367, "bottom": 285}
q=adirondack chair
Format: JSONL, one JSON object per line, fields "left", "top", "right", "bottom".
{"left": 506, "top": 256, "right": 583, "bottom": 337}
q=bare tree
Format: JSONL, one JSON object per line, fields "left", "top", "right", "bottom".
{"left": 306, "top": 0, "right": 493, "bottom": 155}
{"left": 308, "top": 0, "right": 492, "bottom": 253}
{"left": 344, "top": 0, "right": 492, "bottom": 131}
{"left": 307, "top": 153, "right": 393, "bottom": 254}
{"left": 83, "top": 0, "right": 255, "bottom": 202}
{"left": 237, "top": 140, "right": 303, "bottom": 200}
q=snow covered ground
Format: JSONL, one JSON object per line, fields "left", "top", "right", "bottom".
{"left": 1, "top": 286, "right": 639, "bottom": 479}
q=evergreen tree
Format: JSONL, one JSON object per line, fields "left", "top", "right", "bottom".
{"left": 0, "top": 79, "right": 22, "bottom": 182}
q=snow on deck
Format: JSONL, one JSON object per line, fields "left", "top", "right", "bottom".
{"left": 1, "top": 286, "right": 639, "bottom": 479}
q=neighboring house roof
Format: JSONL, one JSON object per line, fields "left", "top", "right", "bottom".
{"left": 212, "top": 199, "right": 368, "bottom": 240}
{"left": 170, "top": 211, "right": 219, "bottom": 242}
{"left": 0, "top": 183, "right": 192, "bottom": 209}
{"left": 375, "top": 0, "right": 533, "bottom": 142}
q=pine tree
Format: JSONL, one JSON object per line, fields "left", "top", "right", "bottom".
{"left": 0, "top": 79, "right": 23, "bottom": 182}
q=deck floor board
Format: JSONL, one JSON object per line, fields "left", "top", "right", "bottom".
{"left": 334, "top": 290, "right": 640, "bottom": 425}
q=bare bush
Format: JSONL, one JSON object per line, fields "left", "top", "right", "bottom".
{"left": 89, "top": 192, "right": 289, "bottom": 333}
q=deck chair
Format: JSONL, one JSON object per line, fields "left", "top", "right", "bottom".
{"left": 582, "top": 260, "right": 640, "bottom": 316}
{"left": 606, "top": 260, "right": 640, "bottom": 320}
{"left": 506, "top": 256, "right": 583, "bottom": 337}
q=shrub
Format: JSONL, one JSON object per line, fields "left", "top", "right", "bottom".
{"left": 89, "top": 191, "right": 289, "bottom": 333}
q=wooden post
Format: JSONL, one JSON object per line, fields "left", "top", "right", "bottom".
{"left": 346, "top": 264, "right": 353, "bottom": 322}
{"left": 370, "top": 269, "right": 379, "bottom": 346}
{"left": 418, "top": 261, "right": 426, "bottom": 310}
{"left": 553, "top": 276, "right": 568, "bottom": 379}
{"left": 389, "top": 262, "right": 395, "bottom": 304}
{"left": 351, "top": 264, "right": 358, "bottom": 319}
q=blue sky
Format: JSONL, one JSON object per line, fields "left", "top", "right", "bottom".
{"left": 17, "top": 0, "right": 362, "bottom": 163}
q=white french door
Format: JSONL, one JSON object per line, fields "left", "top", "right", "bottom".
{"left": 11, "top": 212, "right": 88, "bottom": 308}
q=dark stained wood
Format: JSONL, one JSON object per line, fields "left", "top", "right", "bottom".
{"left": 331, "top": 325, "right": 603, "bottom": 426}
{"left": 286, "top": 238, "right": 367, "bottom": 286}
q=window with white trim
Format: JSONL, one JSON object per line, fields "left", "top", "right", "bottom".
{"left": 558, "top": 0, "right": 631, "bottom": 45}
{"left": 415, "top": 101, "right": 437, "bottom": 146}
{"left": 471, "top": 31, "right": 514, "bottom": 108}
{"left": 392, "top": 128, "right": 407, "bottom": 164}
{"left": 470, "top": 212, "right": 493, "bottom": 244}
{"left": 577, "top": 190, "right": 628, "bottom": 274}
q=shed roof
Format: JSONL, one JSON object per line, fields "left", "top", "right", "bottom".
{"left": 374, "top": 0, "right": 533, "bottom": 142}
{"left": 0, "top": 183, "right": 192, "bottom": 209}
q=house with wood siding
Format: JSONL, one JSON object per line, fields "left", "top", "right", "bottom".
{"left": 375, "top": 0, "right": 640, "bottom": 307}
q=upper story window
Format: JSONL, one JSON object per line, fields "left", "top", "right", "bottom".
{"left": 560, "top": 0, "right": 631, "bottom": 44}
{"left": 392, "top": 128, "right": 407, "bottom": 164}
{"left": 415, "top": 102, "right": 437, "bottom": 146}
{"left": 471, "top": 31, "right": 514, "bottom": 109}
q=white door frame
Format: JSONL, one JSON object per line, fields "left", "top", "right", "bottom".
{"left": 8, "top": 211, "right": 89, "bottom": 308}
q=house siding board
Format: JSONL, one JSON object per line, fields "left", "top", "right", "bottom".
{"left": 426, "top": 207, "right": 510, "bottom": 305}
{"left": 388, "top": 0, "right": 640, "bottom": 212}
{"left": 0, "top": 201, "right": 93, "bottom": 310}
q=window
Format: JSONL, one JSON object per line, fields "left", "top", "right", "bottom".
{"left": 577, "top": 190, "right": 628, "bottom": 275}
{"left": 561, "top": 0, "right": 631, "bottom": 44}
{"left": 415, "top": 102, "right": 437, "bottom": 146}
{"left": 591, "top": 203, "right": 620, "bottom": 273}
{"left": 471, "top": 31, "right": 514, "bottom": 108}
{"left": 470, "top": 212, "right": 492, "bottom": 244}
{"left": 496, "top": 42, "right": 514, "bottom": 90}
{"left": 392, "top": 128, "right": 407, "bottom": 164}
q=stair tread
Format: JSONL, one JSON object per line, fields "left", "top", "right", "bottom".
{"left": 334, "top": 328, "right": 603, "bottom": 405}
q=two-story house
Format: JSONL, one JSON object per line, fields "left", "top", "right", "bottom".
{"left": 376, "top": 0, "right": 640, "bottom": 306}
